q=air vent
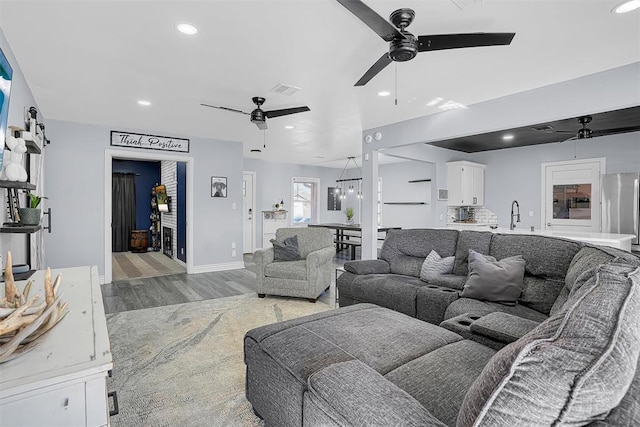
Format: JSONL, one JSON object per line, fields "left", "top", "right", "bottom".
{"left": 270, "top": 83, "right": 301, "bottom": 96}
{"left": 450, "top": 0, "right": 483, "bottom": 10}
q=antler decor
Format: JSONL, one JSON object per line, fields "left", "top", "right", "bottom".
{"left": 0, "top": 252, "right": 69, "bottom": 363}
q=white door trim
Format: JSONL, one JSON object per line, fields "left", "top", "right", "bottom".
{"left": 540, "top": 157, "right": 606, "bottom": 231}
{"left": 243, "top": 171, "right": 256, "bottom": 253}
{"left": 104, "top": 149, "right": 194, "bottom": 284}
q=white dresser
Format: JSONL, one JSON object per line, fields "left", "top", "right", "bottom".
{"left": 262, "top": 210, "right": 288, "bottom": 248}
{"left": 0, "top": 266, "right": 113, "bottom": 426}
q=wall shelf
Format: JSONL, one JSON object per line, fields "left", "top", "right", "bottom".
{"left": 0, "top": 224, "right": 42, "bottom": 233}
{"left": 0, "top": 180, "right": 36, "bottom": 190}
{"left": 384, "top": 202, "right": 427, "bottom": 205}
{"left": 407, "top": 179, "right": 432, "bottom": 183}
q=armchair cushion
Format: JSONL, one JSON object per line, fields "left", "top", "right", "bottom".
{"left": 270, "top": 235, "right": 301, "bottom": 261}
{"left": 264, "top": 259, "right": 307, "bottom": 280}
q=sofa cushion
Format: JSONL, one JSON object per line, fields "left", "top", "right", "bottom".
{"left": 457, "top": 262, "right": 640, "bottom": 427}
{"left": 343, "top": 259, "right": 390, "bottom": 275}
{"left": 489, "top": 234, "right": 581, "bottom": 280}
{"left": 380, "top": 229, "right": 459, "bottom": 277}
{"left": 339, "top": 274, "right": 425, "bottom": 317}
{"left": 565, "top": 246, "right": 615, "bottom": 291}
{"left": 264, "top": 259, "right": 306, "bottom": 280}
{"left": 385, "top": 340, "right": 496, "bottom": 427}
{"left": 420, "top": 250, "right": 455, "bottom": 282}
{"left": 445, "top": 298, "right": 548, "bottom": 323}
{"left": 519, "top": 275, "right": 565, "bottom": 315}
{"left": 453, "top": 230, "right": 493, "bottom": 276}
{"left": 460, "top": 250, "right": 525, "bottom": 305}
{"left": 270, "top": 235, "right": 301, "bottom": 261}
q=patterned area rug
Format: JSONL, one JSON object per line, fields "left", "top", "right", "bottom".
{"left": 106, "top": 293, "right": 331, "bottom": 426}
{"left": 112, "top": 251, "right": 186, "bottom": 281}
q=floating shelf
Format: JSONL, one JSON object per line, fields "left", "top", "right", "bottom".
{"left": 0, "top": 180, "right": 36, "bottom": 190}
{"left": 383, "top": 202, "right": 427, "bottom": 205}
{"left": 0, "top": 269, "right": 36, "bottom": 282}
{"left": 0, "top": 224, "right": 42, "bottom": 233}
{"left": 407, "top": 179, "right": 432, "bottom": 183}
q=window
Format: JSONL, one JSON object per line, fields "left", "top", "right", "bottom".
{"left": 553, "top": 184, "right": 592, "bottom": 220}
{"left": 291, "top": 177, "right": 320, "bottom": 224}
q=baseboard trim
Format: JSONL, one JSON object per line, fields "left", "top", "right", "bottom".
{"left": 191, "top": 261, "right": 245, "bottom": 274}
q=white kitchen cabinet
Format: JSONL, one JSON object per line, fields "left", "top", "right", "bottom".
{"left": 0, "top": 266, "right": 113, "bottom": 426}
{"left": 447, "top": 161, "right": 486, "bottom": 206}
{"left": 262, "top": 210, "right": 288, "bottom": 248}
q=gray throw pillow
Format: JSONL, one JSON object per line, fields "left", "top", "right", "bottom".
{"left": 270, "top": 235, "right": 301, "bottom": 262}
{"left": 420, "top": 250, "right": 455, "bottom": 282}
{"left": 460, "top": 249, "right": 525, "bottom": 305}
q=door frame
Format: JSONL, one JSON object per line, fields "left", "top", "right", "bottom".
{"left": 540, "top": 157, "right": 606, "bottom": 231}
{"left": 104, "top": 149, "right": 194, "bottom": 284}
{"left": 243, "top": 171, "right": 256, "bottom": 253}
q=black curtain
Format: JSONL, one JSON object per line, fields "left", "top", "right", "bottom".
{"left": 112, "top": 173, "right": 137, "bottom": 252}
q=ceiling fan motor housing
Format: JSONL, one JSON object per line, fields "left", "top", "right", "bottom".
{"left": 390, "top": 32, "right": 418, "bottom": 62}
{"left": 250, "top": 108, "right": 265, "bottom": 124}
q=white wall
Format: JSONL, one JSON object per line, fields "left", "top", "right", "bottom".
{"left": 0, "top": 28, "right": 42, "bottom": 266}
{"left": 44, "top": 119, "right": 244, "bottom": 277}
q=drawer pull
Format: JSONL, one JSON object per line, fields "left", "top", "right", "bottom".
{"left": 108, "top": 391, "right": 119, "bottom": 416}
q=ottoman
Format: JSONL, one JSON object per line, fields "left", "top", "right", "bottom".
{"left": 244, "top": 303, "right": 493, "bottom": 426}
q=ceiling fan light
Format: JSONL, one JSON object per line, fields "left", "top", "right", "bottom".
{"left": 502, "top": 134, "right": 514, "bottom": 141}
{"left": 612, "top": 0, "right": 640, "bottom": 13}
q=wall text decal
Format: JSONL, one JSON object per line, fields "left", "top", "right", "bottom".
{"left": 110, "top": 131, "right": 189, "bottom": 153}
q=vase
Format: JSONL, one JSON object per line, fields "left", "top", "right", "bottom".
{"left": 18, "top": 207, "right": 41, "bottom": 226}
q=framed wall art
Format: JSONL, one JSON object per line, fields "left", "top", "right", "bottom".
{"left": 211, "top": 176, "right": 227, "bottom": 198}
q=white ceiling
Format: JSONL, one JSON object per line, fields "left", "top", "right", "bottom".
{"left": 1, "top": 0, "right": 639, "bottom": 168}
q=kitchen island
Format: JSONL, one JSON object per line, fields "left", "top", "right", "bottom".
{"left": 491, "top": 228, "right": 636, "bottom": 252}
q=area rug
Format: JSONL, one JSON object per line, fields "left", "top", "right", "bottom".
{"left": 112, "top": 251, "right": 186, "bottom": 281}
{"left": 106, "top": 293, "right": 331, "bottom": 426}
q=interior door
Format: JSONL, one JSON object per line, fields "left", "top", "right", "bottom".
{"left": 542, "top": 159, "right": 604, "bottom": 232}
{"left": 243, "top": 172, "right": 255, "bottom": 253}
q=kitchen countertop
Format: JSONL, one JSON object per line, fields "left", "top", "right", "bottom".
{"left": 490, "top": 228, "right": 636, "bottom": 251}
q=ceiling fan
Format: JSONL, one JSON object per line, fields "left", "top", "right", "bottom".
{"left": 200, "top": 97, "right": 310, "bottom": 130}
{"left": 336, "top": 0, "right": 516, "bottom": 86}
{"left": 532, "top": 116, "right": 640, "bottom": 141}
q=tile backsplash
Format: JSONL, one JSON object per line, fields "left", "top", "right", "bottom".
{"left": 447, "top": 206, "right": 498, "bottom": 224}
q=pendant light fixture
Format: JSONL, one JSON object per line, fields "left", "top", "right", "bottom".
{"left": 336, "top": 156, "right": 363, "bottom": 200}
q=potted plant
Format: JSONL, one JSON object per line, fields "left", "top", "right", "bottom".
{"left": 18, "top": 192, "right": 46, "bottom": 226}
{"left": 345, "top": 207, "right": 354, "bottom": 224}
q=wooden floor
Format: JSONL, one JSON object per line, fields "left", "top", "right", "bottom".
{"left": 102, "top": 251, "right": 355, "bottom": 314}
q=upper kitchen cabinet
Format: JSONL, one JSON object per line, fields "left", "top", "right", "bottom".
{"left": 447, "top": 161, "right": 485, "bottom": 206}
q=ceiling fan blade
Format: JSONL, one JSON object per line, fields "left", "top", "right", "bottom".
{"left": 336, "top": 0, "right": 404, "bottom": 42}
{"left": 264, "top": 106, "right": 310, "bottom": 119}
{"left": 591, "top": 125, "right": 640, "bottom": 137}
{"left": 255, "top": 121, "right": 268, "bottom": 131}
{"left": 355, "top": 52, "right": 392, "bottom": 86}
{"left": 200, "top": 103, "right": 250, "bottom": 115}
{"left": 417, "top": 32, "right": 515, "bottom": 52}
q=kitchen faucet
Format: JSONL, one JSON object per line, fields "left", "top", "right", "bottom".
{"left": 510, "top": 200, "right": 521, "bottom": 230}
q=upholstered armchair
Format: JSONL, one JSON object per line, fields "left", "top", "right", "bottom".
{"left": 253, "top": 227, "right": 334, "bottom": 302}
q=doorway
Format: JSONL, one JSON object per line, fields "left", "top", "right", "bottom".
{"left": 243, "top": 171, "right": 256, "bottom": 254}
{"left": 541, "top": 158, "right": 605, "bottom": 232}
{"left": 104, "top": 150, "right": 194, "bottom": 285}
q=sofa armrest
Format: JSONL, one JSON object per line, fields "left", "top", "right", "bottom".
{"left": 305, "top": 360, "right": 447, "bottom": 427}
{"left": 343, "top": 259, "right": 391, "bottom": 275}
{"left": 470, "top": 312, "right": 541, "bottom": 343}
{"left": 416, "top": 285, "right": 460, "bottom": 325}
{"left": 253, "top": 248, "right": 274, "bottom": 290}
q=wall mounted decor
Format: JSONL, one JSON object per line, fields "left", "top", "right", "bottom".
{"left": 211, "top": 176, "right": 227, "bottom": 198}
{"left": 111, "top": 131, "right": 189, "bottom": 153}
{"left": 327, "top": 187, "right": 341, "bottom": 210}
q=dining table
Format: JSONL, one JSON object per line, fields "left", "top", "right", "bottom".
{"left": 308, "top": 223, "right": 401, "bottom": 259}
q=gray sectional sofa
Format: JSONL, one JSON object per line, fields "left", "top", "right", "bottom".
{"left": 244, "top": 229, "right": 640, "bottom": 426}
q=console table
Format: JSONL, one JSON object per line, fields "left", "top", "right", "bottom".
{"left": 0, "top": 266, "right": 113, "bottom": 426}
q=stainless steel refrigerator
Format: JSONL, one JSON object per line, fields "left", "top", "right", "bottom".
{"left": 601, "top": 172, "right": 639, "bottom": 250}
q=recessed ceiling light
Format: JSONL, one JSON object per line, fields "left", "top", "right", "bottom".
{"left": 612, "top": 0, "right": 640, "bottom": 13}
{"left": 502, "top": 134, "right": 514, "bottom": 141}
{"left": 377, "top": 91, "right": 391, "bottom": 97}
{"left": 426, "top": 97, "right": 444, "bottom": 107}
{"left": 176, "top": 22, "right": 198, "bottom": 35}
{"left": 137, "top": 100, "right": 151, "bottom": 106}
{"left": 284, "top": 125, "right": 295, "bottom": 130}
